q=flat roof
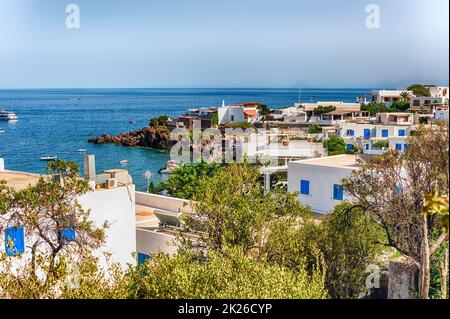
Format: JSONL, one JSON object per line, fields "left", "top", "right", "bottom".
{"left": 290, "top": 154, "right": 361, "bottom": 169}
{"left": 0, "top": 170, "right": 41, "bottom": 190}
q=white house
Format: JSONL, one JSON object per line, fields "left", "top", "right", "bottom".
{"left": 371, "top": 90, "right": 413, "bottom": 107}
{"left": 338, "top": 121, "right": 413, "bottom": 155}
{"left": 217, "top": 101, "right": 261, "bottom": 124}
{"left": 0, "top": 156, "right": 137, "bottom": 268}
{"left": 435, "top": 109, "right": 449, "bottom": 121}
{"left": 287, "top": 155, "right": 361, "bottom": 214}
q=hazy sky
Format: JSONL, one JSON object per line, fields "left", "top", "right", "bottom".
{"left": 0, "top": 0, "right": 448, "bottom": 88}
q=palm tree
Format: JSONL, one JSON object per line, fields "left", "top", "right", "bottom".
{"left": 400, "top": 91, "right": 411, "bottom": 102}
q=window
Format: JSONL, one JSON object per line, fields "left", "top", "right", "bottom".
{"left": 138, "top": 253, "right": 150, "bottom": 265}
{"left": 364, "top": 129, "right": 371, "bottom": 139}
{"left": 395, "top": 144, "right": 402, "bottom": 151}
{"left": 404, "top": 144, "right": 410, "bottom": 150}
{"left": 230, "top": 115, "right": 235, "bottom": 122}
{"left": 396, "top": 185, "right": 403, "bottom": 194}
{"left": 61, "top": 225, "right": 76, "bottom": 242}
{"left": 398, "top": 130, "right": 405, "bottom": 137}
{"left": 346, "top": 144, "right": 354, "bottom": 151}
{"left": 5, "top": 226, "right": 25, "bottom": 256}
{"left": 300, "top": 180, "right": 310, "bottom": 195}
{"left": 382, "top": 129, "right": 389, "bottom": 138}
{"left": 365, "top": 143, "right": 369, "bottom": 150}
{"left": 346, "top": 129, "right": 354, "bottom": 137}
{"left": 333, "top": 184, "right": 344, "bottom": 200}
{"left": 413, "top": 100, "right": 420, "bottom": 106}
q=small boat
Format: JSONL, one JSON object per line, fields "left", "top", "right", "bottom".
{"left": 159, "top": 160, "right": 178, "bottom": 174}
{"left": 39, "top": 156, "right": 58, "bottom": 162}
{"left": 119, "top": 159, "right": 128, "bottom": 165}
{"left": 77, "top": 148, "right": 87, "bottom": 152}
{"left": 0, "top": 128, "right": 5, "bottom": 133}
{"left": 0, "top": 110, "right": 18, "bottom": 121}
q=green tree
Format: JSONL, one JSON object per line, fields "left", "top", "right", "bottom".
{"left": 0, "top": 160, "right": 108, "bottom": 298}
{"left": 308, "top": 125, "right": 323, "bottom": 134}
{"left": 264, "top": 202, "right": 385, "bottom": 299}
{"left": 260, "top": 104, "right": 271, "bottom": 116}
{"left": 314, "top": 105, "right": 336, "bottom": 115}
{"left": 125, "top": 247, "right": 327, "bottom": 299}
{"left": 400, "top": 91, "right": 411, "bottom": 102}
{"left": 156, "top": 161, "right": 221, "bottom": 199}
{"left": 344, "top": 122, "right": 449, "bottom": 299}
{"left": 323, "top": 136, "right": 347, "bottom": 155}
{"left": 407, "top": 84, "right": 431, "bottom": 97}
{"left": 149, "top": 115, "right": 170, "bottom": 127}
{"left": 210, "top": 112, "right": 219, "bottom": 126}
{"left": 361, "top": 103, "right": 397, "bottom": 116}
{"left": 185, "top": 162, "right": 311, "bottom": 253}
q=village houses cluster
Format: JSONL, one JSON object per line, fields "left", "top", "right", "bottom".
{"left": 0, "top": 84, "right": 448, "bottom": 281}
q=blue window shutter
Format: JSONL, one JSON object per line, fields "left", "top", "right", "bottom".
{"left": 138, "top": 253, "right": 150, "bottom": 265}
{"left": 398, "top": 130, "right": 405, "bottom": 136}
{"left": 5, "top": 226, "right": 25, "bottom": 256}
{"left": 300, "top": 180, "right": 310, "bottom": 195}
{"left": 404, "top": 144, "right": 409, "bottom": 150}
{"left": 395, "top": 144, "right": 402, "bottom": 151}
{"left": 365, "top": 144, "right": 369, "bottom": 150}
{"left": 61, "top": 225, "right": 76, "bottom": 242}
{"left": 364, "top": 129, "right": 371, "bottom": 139}
{"left": 347, "top": 129, "right": 354, "bottom": 137}
{"left": 382, "top": 130, "right": 389, "bottom": 138}
{"left": 346, "top": 144, "right": 354, "bottom": 150}
{"left": 333, "top": 184, "right": 344, "bottom": 200}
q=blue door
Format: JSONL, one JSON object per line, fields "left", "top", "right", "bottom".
{"left": 5, "top": 226, "right": 25, "bottom": 256}
{"left": 382, "top": 130, "right": 389, "bottom": 138}
{"left": 398, "top": 129, "right": 405, "bottom": 137}
{"left": 300, "top": 180, "right": 310, "bottom": 195}
{"left": 395, "top": 144, "right": 402, "bottom": 151}
{"left": 333, "top": 184, "right": 344, "bottom": 200}
{"left": 364, "top": 129, "right": 371, "bottom": 139}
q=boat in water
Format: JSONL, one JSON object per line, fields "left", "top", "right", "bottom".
{"left": 77, "top": 148, "right": 87, "bottom": 152}
{"left": 39, "top": 156, "right": 58, "bottom": 162}
{"left": 159, "top": 160, "right": 178, "bottom": 174}
{"left": 0, "top": 110, "right": 18, "bottom": 121}
{"left": 119, "top": 159, "right": 128, "bottom": 165}
{"left": 0, "top": 128, "right": 5, "bottom": 133}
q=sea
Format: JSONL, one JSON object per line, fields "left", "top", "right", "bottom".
{"left": 0, "top": 88, "right": 372, "bottom": 191}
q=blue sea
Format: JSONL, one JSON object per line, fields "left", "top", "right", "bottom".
{"left": 0, "top": 88, "right": 371, "bottom": 191}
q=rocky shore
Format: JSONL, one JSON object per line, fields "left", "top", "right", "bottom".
{"left": 88, "top": 126, "right": 175, "bottom": 150}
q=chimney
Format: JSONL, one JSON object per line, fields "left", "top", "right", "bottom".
{"left": 84, "top": 155, "right": 96, "bottom": 181}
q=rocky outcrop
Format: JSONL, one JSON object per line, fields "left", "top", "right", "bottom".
{"left": 88, "top": 126, "right": 175, "bottom": 150}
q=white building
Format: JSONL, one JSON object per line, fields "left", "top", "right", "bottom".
{"left": 0, "top": 156, "right": 137, "bottom": 268}
{"left": 371, "top": 90, "right": 413, "bottom": 107}
{"left": 425, "top": 85, "right": 449, "bottom": 101}
{"left": 338, "top": 119, "right": 413, "bottom": 155}
{"left": 435, "top": 109, "right": 449, "bottom": 121}
{"left": 287, "top": 155, "right": 361, "bottom": 214}
{"left": 217, "top": 101, "right": 261, "bottom": 125}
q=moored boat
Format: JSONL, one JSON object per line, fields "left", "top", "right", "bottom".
{"left": 0, "top": 110, "right": 18, "bottom": 121}
{"left": 159, "top": 160, "right": 178, "bottom": 174}
{"left": 39, "top": 156, "right": 58, "bottom": 162}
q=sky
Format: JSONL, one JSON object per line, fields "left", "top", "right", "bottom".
{"left": 0, "top": 0, "right": 448, "bottom": 88}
